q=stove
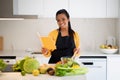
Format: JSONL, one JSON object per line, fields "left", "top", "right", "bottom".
{"left": 0, "top": 56, "right": 16, "bottom": 72}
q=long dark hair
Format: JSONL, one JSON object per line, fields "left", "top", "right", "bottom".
{"left": 56, "top": 9, "right": 75, "bottom": 39}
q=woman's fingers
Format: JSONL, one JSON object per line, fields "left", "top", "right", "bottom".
{"left": 41, "top": 48, "right": 48, "bottom": 54}
{"left": 74, "top": 48, "right": 80, "bottom": 54}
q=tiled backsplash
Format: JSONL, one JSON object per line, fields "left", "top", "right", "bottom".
{"left": 0, "top": 18, "right": 118, "bottom": 52}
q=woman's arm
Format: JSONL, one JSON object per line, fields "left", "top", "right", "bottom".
{"left": 73, "top": 32, "right": 80, "bottom": 56}
{"left": 74, "top": 32, "right": 80, "bottom": 48}
{"left": 41, "top": 29, "right": 58, "bottom": 57}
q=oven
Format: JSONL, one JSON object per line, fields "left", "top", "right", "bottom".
{"left": 76, "top": 56, "right": 107, "bottom": 80}
{"left": 0, "top": 56, "right": 16, "bottom": 72}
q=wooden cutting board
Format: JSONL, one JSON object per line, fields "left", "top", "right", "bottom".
{"left": 0, "top": 36, "right": 3, "bottom": 51}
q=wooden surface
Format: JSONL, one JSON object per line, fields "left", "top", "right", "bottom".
{"left": 0, "top": 36, "right": 3, "bottom": 51}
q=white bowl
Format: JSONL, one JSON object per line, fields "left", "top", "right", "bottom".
{"left": 100, "top": 48, "right": 118, "bottom": 54}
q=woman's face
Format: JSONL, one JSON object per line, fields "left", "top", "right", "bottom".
{"left": 56, "top": 13, "right": 69, "bottom": 29}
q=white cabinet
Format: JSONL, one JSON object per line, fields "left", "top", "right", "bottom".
{"left": 13, "top": 0, "right": 119, "bottom": 18}
{"left": 13, "top": 0, "right": 44, "bottom": 17}
{"left": 69, "top": 0, "right": 106, "bottom": 18}
{"left": 107, "top": 56, "right": 120, "bottom": 80}
{"left": 43, "top": 0, "right": 69, "bottom": 18}
{"left": 69, "top": 0, "right": 119, "bottom": 18}
{"left": 13, "top": 0, "right": 69, "bottom": 18}
{"left": 107, "top": 0, "right": 119, "bottom": 18}
{"left": 78, "top": 57, "right": 107, "bottom": 80}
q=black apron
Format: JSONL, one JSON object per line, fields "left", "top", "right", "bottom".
{"left": 48, "top": 32, "right": 75, "bottom": 63}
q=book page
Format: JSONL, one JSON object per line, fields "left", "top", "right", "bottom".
{"left": 40, "top": 36, "right": 56, "bottom": 50}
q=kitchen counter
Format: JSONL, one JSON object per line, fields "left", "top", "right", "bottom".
{"left": 80, "top": 51, "right": 120, "bottom": 57}
{"left": 0, "top": 50, "right": 120, "bottom": 57}
{"left": 0, "top": 50, "right": 33, "bottom": 57}
{"left": 0, "top": 72, "right": 86, "bottom": 80}
{"left": 0, "top": 50, "right": 50, "bottom": 64}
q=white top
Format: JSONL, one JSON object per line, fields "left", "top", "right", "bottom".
{"left": 0, "top": 72, "right": 86, "bottom": 80}
{"left": 0, "top": 50, "right": 120, "bottom": 57}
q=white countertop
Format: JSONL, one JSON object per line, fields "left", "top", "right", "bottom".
{"left": 0, "top": 50, "right": 33, "bottom": 57}
{"left": 80, "top": 51, "right": 120, "bottom": 57}
{"left": 0, "top": 50, "right": 120, "bottom": 57}
{"left": 0, "top": 72, "right": 86, "bottom": 80}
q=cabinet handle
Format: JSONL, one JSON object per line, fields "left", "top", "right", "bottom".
{"left": 6, "top": 60, "right": 10, "bottom": 63}
{"left": 82, "top": 62, "right": 93, "bottom": 65}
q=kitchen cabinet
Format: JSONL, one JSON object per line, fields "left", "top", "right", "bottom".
{"left": 69, "top": 0, "right": 119, "bottom": 18}
{"left": 13, "top": 0, "right": 119, "bottom": 18}
{"left": 13, "top": 0, "right": 44, "bottom": 17}
{"left": 43, "top": 0, "right": 69, "bottom": 18}
{"left": 69, "top": 0, "right": 106, "bottom": 18}
{"left": 13, "top": 0, "right": 69, "bottom": 18}
{"left": 107, "top": 56, "right": 120, "bottom": 80}
{"left": 78, "top": 56, "right": 107, "bottom": 80}
{"left": 107, "top": 0, "right": 119, "bottom": 18}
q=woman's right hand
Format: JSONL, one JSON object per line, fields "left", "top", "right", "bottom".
{"left": 41, "top": 47, "right": 48, "bottom": 55}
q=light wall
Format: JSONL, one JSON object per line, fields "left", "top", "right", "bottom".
{"left": 116, "top": 0, "right": 119, "bottom": 53}
{"left": 117, "top": 19, "right": 119, "bottom": 53}
{"left": 118, "top": 18, "right": 120, "bottom": 54}
{"left": 0, "top": 18, "right": 117, "bottom": 52}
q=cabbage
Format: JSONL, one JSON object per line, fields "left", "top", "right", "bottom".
{"left": 23, "top": 58, "right": 39, "bottom": 73}
{"left": 13, "top": 57, "right": 40, "bottom": 74}
{"left": 19, "top": 57, "right": 32, "bottom": 71}
{"left": 19, "top": 59, "right": 25, "bottom": 71}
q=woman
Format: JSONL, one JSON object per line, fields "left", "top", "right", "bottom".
{"left": 42, "top": 9, "right": 80, "bottom": 63}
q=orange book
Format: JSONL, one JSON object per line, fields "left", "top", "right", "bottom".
{"left": 39, "top": 36, "right": 56, "bottom": 51}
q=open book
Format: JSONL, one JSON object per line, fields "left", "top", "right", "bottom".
{"left": 40, "top": 36, "right": 56, "bottom": 50}
{"left": 37, "top": 32, "right": 56, "bottom": 50}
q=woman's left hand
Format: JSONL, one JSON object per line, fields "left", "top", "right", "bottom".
{"left": 73, "top": 48, "right": 80, "bottom": 54}
{"left": 72, "top": 48, "right": 80, "bottom": 59}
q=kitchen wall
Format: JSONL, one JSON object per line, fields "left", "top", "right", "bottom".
{"left": 118, "top": 18, "right": 120, "bottom": 54}
{"left": 117, "top": 18, "right": 119, "bottom": 53}
{"left": 118, "top": 1, "right": 120, "bottom": 54}
{"left": 0, "top": 18, "right": 118, "bottom": 52}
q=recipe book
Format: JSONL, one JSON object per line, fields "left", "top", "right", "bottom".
{"left": 37, "top": 32, "right": 56, "bottom": 50}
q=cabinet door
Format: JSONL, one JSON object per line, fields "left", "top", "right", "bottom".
{"left": 107, "top": 56, "right": 120, "bottom": 80}
{"left": 107, "top": 0, "right": 119, "bottom": 18}
{"left": 69, "top": 0, "right": 106, "bottom": 18}
{"left": 43, "top": 0, "right": 69, "bottom": 18}
{"left": 13, "top": 0, "right": 44, "bottom": 17}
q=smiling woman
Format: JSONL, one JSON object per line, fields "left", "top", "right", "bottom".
{"left": 41, "top": 9, "right": 80, "bottom": 64}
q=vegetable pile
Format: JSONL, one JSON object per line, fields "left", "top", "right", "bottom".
{"left": 0, "top": 59, "right": 7, "bottom": 71}
{"left": 12, "top": 57, "right": 88, "bottom": 77}
{"left": 55, "top": 58, "right": 88, "bottom": 76}
{"left": 12, "top": 56, "right": 40, "bottom": 75}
